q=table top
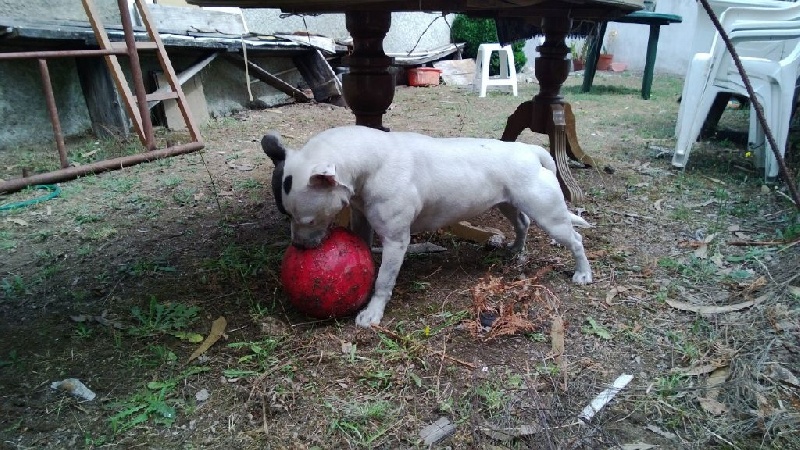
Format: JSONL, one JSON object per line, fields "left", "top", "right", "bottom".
{"left": 613, "top": 10, "right": 683, "bottom": 25}
{"left": 187, "top": 0, "right": 643, "bottom": 19}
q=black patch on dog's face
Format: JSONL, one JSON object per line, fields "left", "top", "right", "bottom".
{"left": 283, "top": 175, "right": 293, "bottom": 195}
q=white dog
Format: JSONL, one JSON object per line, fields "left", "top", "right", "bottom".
{"left": 263, "top": 125, "right": 592, "bottom": 328}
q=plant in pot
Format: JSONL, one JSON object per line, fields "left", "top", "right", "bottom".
{"left": 570, "top": 39, "right": 589, "bottom": 71}
{"left": 596, "top": 30, "right": 617, "bottom": 71}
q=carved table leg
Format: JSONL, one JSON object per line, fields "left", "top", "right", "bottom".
{"left": 342, "top": 11, "right": 394, "bottom": 131}
{"left": 501, "top": 16, "right": 595, "bottom": 203}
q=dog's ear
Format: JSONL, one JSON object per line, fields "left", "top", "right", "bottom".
{"left": 308, "top": 163, "right": 337, "bottom": 188}
{"left": 261, "top": 132, "right": 286, "bottom": 164}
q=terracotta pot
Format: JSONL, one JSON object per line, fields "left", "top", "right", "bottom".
{"left": 597, "top": 54, "right": 613, "bottom": 71}
{"left": 573, "top": 59, "right": 585, "bottom": 71}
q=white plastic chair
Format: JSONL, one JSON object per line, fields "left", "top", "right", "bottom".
{"left": 473, "top": 43, "right": 518, "bottom": 97}
{"left": 673, "top": 3, "right": 800, "bottom": 178}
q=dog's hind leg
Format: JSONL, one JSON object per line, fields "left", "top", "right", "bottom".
{"left": 515, "top": 172, "right": 592, "bottom": 284}
{"left": 498, "top": 202, "right": 530, "bottom": 253}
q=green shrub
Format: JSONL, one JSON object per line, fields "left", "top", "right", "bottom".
{"left": 450, "top": 14, "right": 527, "bottom": 74}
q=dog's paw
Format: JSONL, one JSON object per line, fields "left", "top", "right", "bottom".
{"left": 355, "top": 307, "right": 384, "bottom": 328}
{"left": 572, "top": 270, "right": 592, "bottom": 285}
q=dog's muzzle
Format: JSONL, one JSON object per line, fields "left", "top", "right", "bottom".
{"left": 290, "top": 228, "right": 330, "bottom": 249}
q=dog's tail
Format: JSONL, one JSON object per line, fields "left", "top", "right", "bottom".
{"left": 570, "top": 213, "right": 592, "bottom": 228}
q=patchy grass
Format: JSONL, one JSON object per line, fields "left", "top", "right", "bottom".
{"left": 0, "top": 72, "right": 797, "bottom": 449}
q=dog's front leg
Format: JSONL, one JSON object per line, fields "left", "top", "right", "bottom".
{"left": 355, "top": 232, "right": 410, "bottom": 328}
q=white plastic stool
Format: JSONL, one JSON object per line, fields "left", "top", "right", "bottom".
{"left": 474, "top": 43, "right": 518, "bottom": 97}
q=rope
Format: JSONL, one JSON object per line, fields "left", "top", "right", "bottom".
{"left": 697, "top": 0, "right": 800, "bottom": 211}
{"left": 0, "top": 185, "right": 61, "bottom": 211}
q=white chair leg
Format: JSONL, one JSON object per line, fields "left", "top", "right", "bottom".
{"left": 673, "top": 54, "right": 716, "bottom": 168}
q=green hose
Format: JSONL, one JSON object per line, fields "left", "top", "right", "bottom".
{"left": 0, "top": 185, "right": 61, "bottom": 211}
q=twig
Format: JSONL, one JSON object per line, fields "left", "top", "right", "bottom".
{"left": 608, "top": 210, "right": 656, "bottom": 221}
{"left": 728, "top": 236, "right": 800, "bottom": 247}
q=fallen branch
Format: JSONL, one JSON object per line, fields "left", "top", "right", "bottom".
{"left": 665, "top": 294, "right": 767, "bottom": 315}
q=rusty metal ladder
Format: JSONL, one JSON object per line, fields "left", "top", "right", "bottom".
{"left": 0, "top": 0, "right": 204, "bottom": 193}
{"left": 82, "top": 0, "right": 201, "bottom": 150}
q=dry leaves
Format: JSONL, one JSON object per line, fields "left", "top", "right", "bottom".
{"left": 469, "top": 268, "right": 558, "bottom": 341}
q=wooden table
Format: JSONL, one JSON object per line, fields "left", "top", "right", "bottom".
{"left": 581, "top": 10, "right": 682, "bottom": 100}
{"left": 186, "top": 0, "right": 643, "bottom": 202}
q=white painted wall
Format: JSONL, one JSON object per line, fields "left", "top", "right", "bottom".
{"left": 520, "top": 0, "right": 699, "bottom": 76}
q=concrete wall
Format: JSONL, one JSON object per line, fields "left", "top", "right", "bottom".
{"left": 0, "top": 0, "right": 121, "bottom": 23}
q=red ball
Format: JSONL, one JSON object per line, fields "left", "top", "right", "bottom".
{"left": 281, "top": 227, "right": 375, "bottom": 319}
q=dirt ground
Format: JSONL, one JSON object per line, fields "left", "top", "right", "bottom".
{"left": 1, "top": 72, "right": 799, "bottom": 449}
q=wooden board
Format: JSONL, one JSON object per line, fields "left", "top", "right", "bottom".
{"left": 155, "top": 72, "right": 209, "bottom": 130}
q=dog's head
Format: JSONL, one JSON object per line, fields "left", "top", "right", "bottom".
{"left": 261, "top": 132, "right": 352, "bottom": 249}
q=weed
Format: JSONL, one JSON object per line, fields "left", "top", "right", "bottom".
{"left": 121, "top": 258, "right": 177, "bottom": 277}
{"left": 129, "top": 296, "right": 200, "bottom": 337}
{"left": 582, "top": 317, "right": 612, "bottom": 340}
{"left": 776, "top": 213, "right": 800, "bottom": 240}
{"left": 88, "top": 226, "right": 118, "bottom": 241}
{"left": 712, "top": 187, "right": 730, "bottom": 200}
{"left": 670, "top": 205, "right": 691, "bottom": 221}
{"left": 327, "top": 400, "right": 395, "bottom": 446}
{"left": 667, "top": 331, "right": 700, "bottom": 363}
{"left": 0, "top": 350, "right": 20, "bottom": 369}
{"left": 658, "top": 257, "right": 718, "bottom": 283}
{"left": 108, "top": 366, "right": 209, "bottom": 433}
{"left": 0, "top": 231, "right": 16, "bottom": 250}
{"left": 161, "top": 175, "right": 184, "bottom": 188}
{"left": 535, "top": 363, "right": 561, "bottom": 376}
{"left": 475, "top": 379, "right": 510, "bottom": 413}
{"left": 148, "top": 345, "right": 178, "bottom": 366}
{"left": 203, "top": 243, "right": 283, "bottom": 282}
{"left": 410, "top": 280, "right": 430, "bottom": 291}
{"left": 653, "top": 373, "right": 686, "bottom": 398}
{"left": 1, "top": 275, "right": 26, "bottom": 298}
{"left": 73, "top": 209, "right": 103, "bottom": 225}
{"left": 73, "top": 324, "right": 93, "bottom": 339}
{"left": 249, "top": 302, "right": 275, "bottom": 321}
{"left": 226, "top": 337, "right": 283, "bottom": 374}
{"left": 360, "top": 368, "right": 395, "bottom": 390}
{"left": 171, "top": 187, "right": 196, "bottom": 206}
{"left": 98, "top": 174, "right": 139, "bottom": 195}
{"left": 235, "top": 178, "right": 262, "bottom": 191}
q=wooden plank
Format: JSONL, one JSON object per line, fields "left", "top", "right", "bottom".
{"left": 292, "top": 49, "right": 345, "bottom": 106}
{"left": 143, "top": 3, "right": 247, "bottom": 35}
{"left": 155, "top": 73, "right": 209, "bottom": 130}
{"left": 135, "top": 0, "right": 203, "bottom": 142}
{"left": 147, "top": 52, "right": 219, "bottom": 110}
{"left": 223, "top": 53, "right": 311, "bottom": 103}
{"left": 75, "top": 57, "right": 130, "bottom": 139}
